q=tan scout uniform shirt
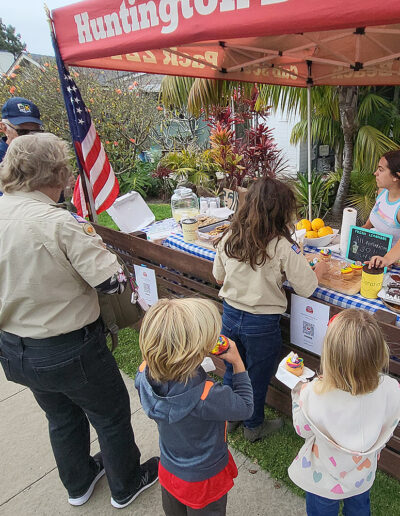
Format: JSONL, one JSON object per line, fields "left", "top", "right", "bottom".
{"left": 213, "top": 235, "right": 318, "bottom": 314}
{"left": 0, "top": 191, "right": 120, "bottom": 338}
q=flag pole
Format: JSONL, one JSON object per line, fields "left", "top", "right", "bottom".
{"left": 44, "top": 4, "right": 97, "bottom": 222}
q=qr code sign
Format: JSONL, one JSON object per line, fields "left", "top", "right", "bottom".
{"left": 303, "top": 321, "right": 314, "bottom": 338}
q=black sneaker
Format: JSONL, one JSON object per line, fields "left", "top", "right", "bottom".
{"left": 68, "top": 452, "right": 105, "bottom": 506}
{"left": 111, "top": 457, "right": 160, "bottom": 509}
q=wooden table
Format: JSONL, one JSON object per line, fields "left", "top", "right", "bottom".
{"left": 94, "top": 224, "right": 400, "bottom": 481}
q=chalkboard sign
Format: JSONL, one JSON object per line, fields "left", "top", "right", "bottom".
{"left": 346, "top": 226, "right": 392, "bottom": 263}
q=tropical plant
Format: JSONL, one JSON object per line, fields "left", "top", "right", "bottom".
{"left": 117, "top": 161, "right": 160, "bottom": 198}
{"left": 158, "top": 148, "right": 219, "bottom": 187}
{"left": 152, "top": 165, "right": 177, "bottom": 201}
{"left": 207, "top": 104, "right": 287, "bottom": 189}
{"left": 160, "top": 77, "right": 400, "bottom": 217}
{"left": 289, "top": 171, "right": 330, "bottom": 219}
{"left": 258, "top": 85, "right": 400, "bottom": 218}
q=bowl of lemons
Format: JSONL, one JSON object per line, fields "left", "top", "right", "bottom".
{"left": 297, "top": 218, "right": 338, "bottom": 247}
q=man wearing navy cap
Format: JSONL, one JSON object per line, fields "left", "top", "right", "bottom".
{"left": 0, "top": 97, "right": 43, "bottom": 163}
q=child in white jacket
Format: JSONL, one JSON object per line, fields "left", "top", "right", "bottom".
{"left": 288, "top": 309, "right": 400, "bottom": 516}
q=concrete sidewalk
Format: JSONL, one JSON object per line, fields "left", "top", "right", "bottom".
{"left": 0, "top": 370, "right": 305, "bottom": 516}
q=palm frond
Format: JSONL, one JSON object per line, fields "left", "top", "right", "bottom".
{"left": 354, "top": 126, "right": 399, "bottom": 172}
{"left": 357, "top": 93, "right": 391, "bottom": 124}
{"left": 160, "top": 76, "right": 195, "bottom": 109}
{"left": 290, "top": 116, "right": 342, "bottom": 149}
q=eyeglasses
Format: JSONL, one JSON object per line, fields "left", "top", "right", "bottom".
{"left": 2, "top": 121, "right": 18, "bottom": 131}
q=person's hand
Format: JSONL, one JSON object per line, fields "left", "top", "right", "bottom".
{"left": 222, "top": 338, "right": 245, "bottom": 374}
{"left": 366, "top": 255, "right": 392, "bottom": 269}
{"left": 313, "top": 260, "right": 328, "bottom": 281}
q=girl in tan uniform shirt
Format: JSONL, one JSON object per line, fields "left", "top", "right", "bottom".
{"left": 213, "top": 177, "right": 326, "bottom": 442}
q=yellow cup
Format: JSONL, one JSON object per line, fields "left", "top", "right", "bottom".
{"left": 181, "top": 218, "right": 199, "bottom": 243}
{"left": 360, "top": 265, "right": 384, "bottom": 299}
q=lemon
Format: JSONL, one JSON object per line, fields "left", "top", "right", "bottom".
{"left": 296, "top": 219, "right": 312, "bottom": 231}
{"left": 318, "top": 226, "right": 333, "bottom": 237}
{"left": 311, "top": 218, "right": 325, "bottom": 231}
{"left": 305, "top": 230, "right": 319, "bottom": 239}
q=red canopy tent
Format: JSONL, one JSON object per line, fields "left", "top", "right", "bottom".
{"left": 51, "top": 0, "right": 400, "bottom": 217}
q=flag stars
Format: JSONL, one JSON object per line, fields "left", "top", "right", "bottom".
{"left": 76, "top": 107, "right": 83, "bottom": 114}
{"left": 74, "top": 97, "right": 81, "bottom": 104}
{"left": 72, "top": 86, "right": 77, "bottom": 92}
{"left": 78, "top": 119, "right": 85, "bottom": 125}
{"left": 67, "top": 86, "right": 72, "bottom": 93}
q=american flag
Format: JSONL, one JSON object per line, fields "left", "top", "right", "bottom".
{"left": 53, "top": 39, "right": 119, "bottom": 218}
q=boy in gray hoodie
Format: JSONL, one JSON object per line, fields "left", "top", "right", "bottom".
{"left": 135, "top": 298, "right": 254, "bottom": 516}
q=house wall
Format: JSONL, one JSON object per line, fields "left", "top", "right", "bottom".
{"left": 0, "top": 51, "right": 15, "bottom": 75}
{"left": 267, "top": 107, "right": 301, "bottom": 177}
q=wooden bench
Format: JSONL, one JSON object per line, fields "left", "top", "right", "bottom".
{"left": 94, "top": 224, "right": 400, "bottom": 480}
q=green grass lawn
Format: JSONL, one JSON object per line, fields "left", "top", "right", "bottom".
{"left": 97, "top": 203, "right": 172, "bottom": 230}
{"left": 100, "top": 205, "right": 400, "bottom": 516}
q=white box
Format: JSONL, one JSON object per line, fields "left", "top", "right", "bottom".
{"left": 107, "top": 191, "right": 155, "bottom": 233}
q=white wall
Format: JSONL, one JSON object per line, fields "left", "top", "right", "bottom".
{"left": 267, "top": 107, "right": 300, "bottom": 177}
{"left": 0, "top": 52, "right": 15, "bottom": 75}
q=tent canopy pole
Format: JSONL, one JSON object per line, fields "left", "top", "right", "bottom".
{"left": 307, "top": 80, "right": 312, "bottom": 221}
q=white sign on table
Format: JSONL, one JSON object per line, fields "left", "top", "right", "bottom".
{"left": 133, "top": 265, "right": 158, "bottom": 306}
{"left": 290, "top": 294, "right": 330, "bottom": 356}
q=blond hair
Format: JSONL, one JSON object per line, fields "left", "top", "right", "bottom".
{"left": 316, "top": 309, "right": 389, "bottom": 396}
{"left": 139, "top": 298, "right": 221, "bottom": 383}
{"left": 0, "top": 132, "right": 71, "bottom": 193}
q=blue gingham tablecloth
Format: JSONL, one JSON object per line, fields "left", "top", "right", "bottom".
{"left": 163, "top": 231, "right": 400, "bottom": 325}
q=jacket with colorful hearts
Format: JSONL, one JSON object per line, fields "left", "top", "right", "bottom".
{"left": 288, "top": 375, "right": 400, "bottom": 499}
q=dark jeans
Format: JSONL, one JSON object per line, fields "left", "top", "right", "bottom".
{"left": 221, "top": 301, "right": 282, "bottom": 429}
{"left": 161, "top": 486, "right": 227, "bottom": 516}
{"left": 306, "top": 491, "right": 371, "bottom": 516}
{"left": 0, "top": 320, "right": 141, "bottom": 501}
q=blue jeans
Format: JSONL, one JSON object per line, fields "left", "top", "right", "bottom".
{"left": 0, "top": 319, "right": 141, "bottom": 501}
{"left": 306, "top": 491, "right": 371, "bottom": 516}
{"left": 221, "top": 301, "right": 282, "bottom": 428}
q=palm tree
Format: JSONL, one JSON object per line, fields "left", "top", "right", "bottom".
{"left": 160, "top": 78, "right": 400, "bottom": 217}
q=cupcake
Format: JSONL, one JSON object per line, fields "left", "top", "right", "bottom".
{"left": 286, "top": 352, "right": 304, "bottom": 377}
{"left": 211, "top": 335, "right": 230, "bottom": 356}
{"left": 319, "top": 248, "right": 332, "bottom": 263}
{"left": 341, "top": 266, "right": 354, "bottom": 281}
{"left": 350, "top": 263, "right": 363, "bottom": 276}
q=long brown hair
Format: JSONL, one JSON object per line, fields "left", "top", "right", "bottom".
{"left": 216, "top": 177, "right": 297, "bottom": 269}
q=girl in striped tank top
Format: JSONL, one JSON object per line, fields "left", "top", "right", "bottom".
{"left": 364, "top": 150, "right": 400, "bottom": 268}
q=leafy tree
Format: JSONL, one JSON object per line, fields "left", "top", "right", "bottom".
{"left": 0, "top": 19, "right": 25, "bottom": 57}
{"left": 0, "top": 62, "right": 164, "bottom": 176}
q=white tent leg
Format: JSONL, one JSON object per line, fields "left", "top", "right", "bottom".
{"left": 307, "top": 84, "right": 312, "bottom": 221}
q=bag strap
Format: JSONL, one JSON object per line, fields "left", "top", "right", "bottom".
{"left": 104, "top": 244, "right": 149, "bottom": 312}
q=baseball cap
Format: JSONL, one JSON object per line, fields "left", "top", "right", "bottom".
{"left": 1, "top": 97, "right": 42, "bottom": 126}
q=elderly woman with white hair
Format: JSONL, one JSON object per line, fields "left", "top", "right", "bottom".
{"left": 0, "top": 133, "right": 158, "bottom": 509}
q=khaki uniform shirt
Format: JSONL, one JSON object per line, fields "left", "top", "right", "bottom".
{"left": 0, "top": 191, "right": 120, "bottom": 338}
{"left": 213, "top": 235, "right": 318, "bottom": 314}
